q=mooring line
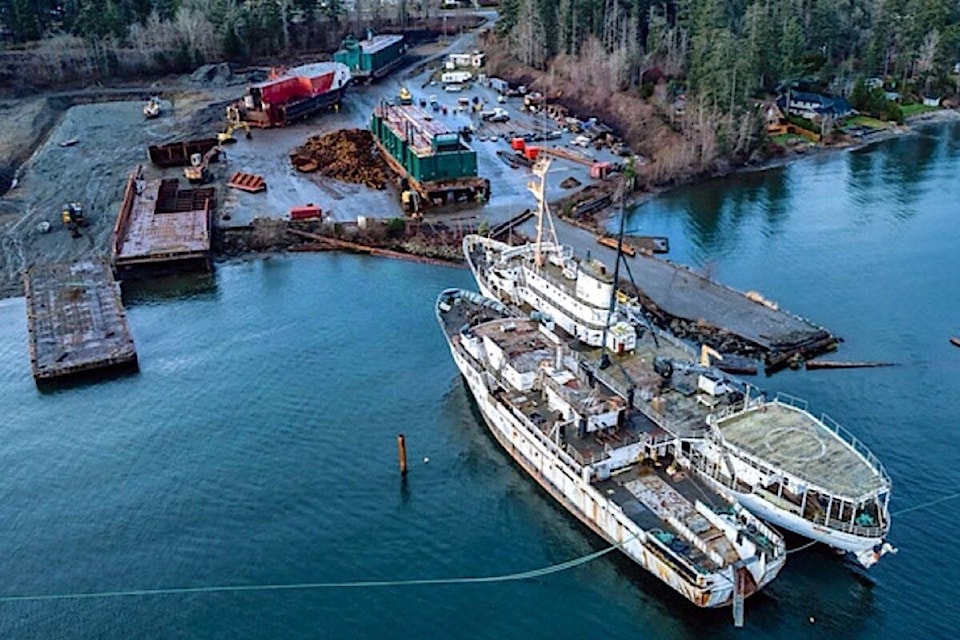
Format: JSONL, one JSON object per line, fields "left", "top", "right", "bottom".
{"left": 6, "top": 491, "right": 960, "bottom": 604}
{"left": 891, "top": 489, "right": 960, "bottom": 517}
{"left": 0, "top": 534, "right": 639, "bottom": 604}
{"left": 786, "top": 539, "right": 819, "bottom": 554}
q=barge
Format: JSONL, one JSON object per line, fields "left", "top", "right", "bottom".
{"left": 233, "top": 62, "right": 351, "bottom": 128}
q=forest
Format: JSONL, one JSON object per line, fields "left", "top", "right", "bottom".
{"left": 2, "top": 0, "right": 959, "bottom": 183}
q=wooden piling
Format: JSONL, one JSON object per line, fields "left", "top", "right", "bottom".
{"left": 397, "top": 433, "right": 408, "bottom": 476}
{"left": 805, "top": 360, "right": 896, "bottom": 370}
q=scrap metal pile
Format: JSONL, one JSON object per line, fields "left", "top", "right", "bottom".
{"left": 290, "top": 129, "right": 391, "bottom": 189}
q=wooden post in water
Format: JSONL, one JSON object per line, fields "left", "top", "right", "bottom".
{"left": 397, "top": 433, "right": 408, "bottom": 476}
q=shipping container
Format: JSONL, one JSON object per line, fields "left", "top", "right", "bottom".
{"left": 290, "top": 204, "right": 322, "bottom": 220}
{"left": 334, "top": 34, "right": 405, "bottom": 80}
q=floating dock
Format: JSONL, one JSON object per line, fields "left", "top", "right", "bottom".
{"left": 112, "top": 166, "right": 215, "bottom": 274}
{"left": 24, "top": 260, "right": 137, "bottom": 382}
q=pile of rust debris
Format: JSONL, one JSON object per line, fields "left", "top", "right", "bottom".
{"left": 289, "top": 129, "right": 391, "bottom": 189}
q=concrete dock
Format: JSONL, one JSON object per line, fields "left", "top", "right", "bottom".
{"left": 24, "top": 259, "right": 137, "bottom": 381}
{"left": 112, "top": 165, "right": 215, "bottom": 274}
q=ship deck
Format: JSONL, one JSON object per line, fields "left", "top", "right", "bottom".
{"left": 717, "top": 403, "right": 885, "bottom": 499}
{"left": 597, "top": 463, "right": 742, "bottom": 572}
{"left": 573, "top": 331, "right": 721, "bottom": 438}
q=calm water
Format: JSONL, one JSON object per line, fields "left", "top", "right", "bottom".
{"left": 1, "top": 124, "right": 959, "bottom": 639}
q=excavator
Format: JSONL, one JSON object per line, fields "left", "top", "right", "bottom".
{"left": 398, "top": 86, "right": 413, "bottom": 106}
{"left": 219, "top": 105, "right": 252, "bottom": 144}
{"left": 143, "top": 96, "right": 161, "bottom": 119}
{"left": 61, "top": 202, "right": 88, "bottom": 238}
{"left": 184, "top": 146, "right": 220, "bottom": 184}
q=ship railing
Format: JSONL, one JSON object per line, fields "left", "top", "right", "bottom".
{"left": 505, "top": 402, "right": 581, "bottom": 470}
{"left": 731, "top": 506, "right": 786, "bottom": 555}
{"left": 645, "top": 529, "right": 711, "bottom": 581}
{"left": 817, "top": 513, "right": 886, "bottom": 539}
{"left": 774, "top": 392, "right": 891, "bottom": 491}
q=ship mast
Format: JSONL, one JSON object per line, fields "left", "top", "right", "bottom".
{"left": 528, "top": 158, "right": 558, "bottom": 270}
{"left": 600, "top": 161, "right": 636, "bottom": 369}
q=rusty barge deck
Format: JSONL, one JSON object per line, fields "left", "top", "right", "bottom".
{"left": 617, "top": 252, "right": 837, "bottom": 369}
{"left": 24, "top": 260, "right": 137, "bottom": 382}
{"left": 112, "top": 166, "right": 215, "bottom": 274}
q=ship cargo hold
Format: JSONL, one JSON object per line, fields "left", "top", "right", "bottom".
{"left": 370, "top": 103, "right": 490, "bottom": 211}
{"left": 334, "top": 34, "right": 405, "bottom": 81}
{"left": 234, "top": 62, "right": 351, "bottom": 128}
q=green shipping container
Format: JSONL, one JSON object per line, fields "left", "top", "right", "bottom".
{"left": 370, "top": 113, "right": 478, "bottom": 183}
{"left": 335, "top": 36, "right": 404, "bottom": 76}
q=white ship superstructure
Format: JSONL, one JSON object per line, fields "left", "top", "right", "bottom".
{"left": 462, "top": 159, "right": 894, "bottom": 568}
{"left": 436, "top": 288, "right": 786, "bottom": 626}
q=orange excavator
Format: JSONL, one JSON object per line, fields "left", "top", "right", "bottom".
{"left": 184, "top": 146, "right": 221, "bottom": 184}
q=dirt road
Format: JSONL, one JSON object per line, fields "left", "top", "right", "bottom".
{"left": 0, "top": 88, "right": 239, "bottom": 298}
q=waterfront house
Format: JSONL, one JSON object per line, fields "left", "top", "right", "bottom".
{"left": 777, "top": 91, "right": 853, "bottom": 120}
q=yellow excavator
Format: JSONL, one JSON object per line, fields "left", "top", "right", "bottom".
{"left": 219, "top": 105, "right": 253, "bottom": 144}
{"left": 61, "top": 202, "right": 88, "bottom": 238}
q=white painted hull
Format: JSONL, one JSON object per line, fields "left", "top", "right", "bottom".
{"left": 464, "top": 235, "right": 893, "bottom": 568}
{"left": 734, "top": 491, "right": 884, "bottom": 565}
{"left": 443, "top": 337, "right": 785, "bottom": 608}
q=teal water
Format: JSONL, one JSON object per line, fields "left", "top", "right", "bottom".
{"left": 1, "top": 124, "right": 959, "bottom": 638}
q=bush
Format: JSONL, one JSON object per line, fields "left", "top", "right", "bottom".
{"left": 785, "top": 113, "right": 819, "bottom": 133}
{"left": 386, "top": 217, "right": 406, "bottom": 239}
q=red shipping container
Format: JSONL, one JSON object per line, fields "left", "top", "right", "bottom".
{"left": 511, "top": 137, "right": 526, "bottom": 151}
{"left": 524, "top": 146, "right": 540, "bottom": 160}
{"left": 290, "top": 204, "right": 322, "bottom": 220}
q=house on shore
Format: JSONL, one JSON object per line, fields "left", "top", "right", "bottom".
{"left": 777, "top": 91, "right": 853, "bottom": 120}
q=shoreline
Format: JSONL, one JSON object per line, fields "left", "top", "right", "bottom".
{"left": 587, "top": 107, "right": 960, "bottom": 230}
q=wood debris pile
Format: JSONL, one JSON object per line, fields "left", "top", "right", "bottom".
{"left": 289, "top": 129, "right": 390, "bottom": 189}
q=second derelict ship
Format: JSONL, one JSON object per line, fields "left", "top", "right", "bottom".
{"left": 436, "top": 288, "right": 786, "bottom": 626}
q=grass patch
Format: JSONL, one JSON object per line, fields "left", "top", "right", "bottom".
{"left": 771, "top": 133, "right": 808, "bottom": 145}
{"left": 901, "top": 103, "right": 939, "bottom": 118}
{"left": 845, "top": 115, "right": 889, "bottom": 129}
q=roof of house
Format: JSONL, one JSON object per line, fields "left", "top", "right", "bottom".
{"left": 777, "top": 92, "right": 852, "bottom": 116}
